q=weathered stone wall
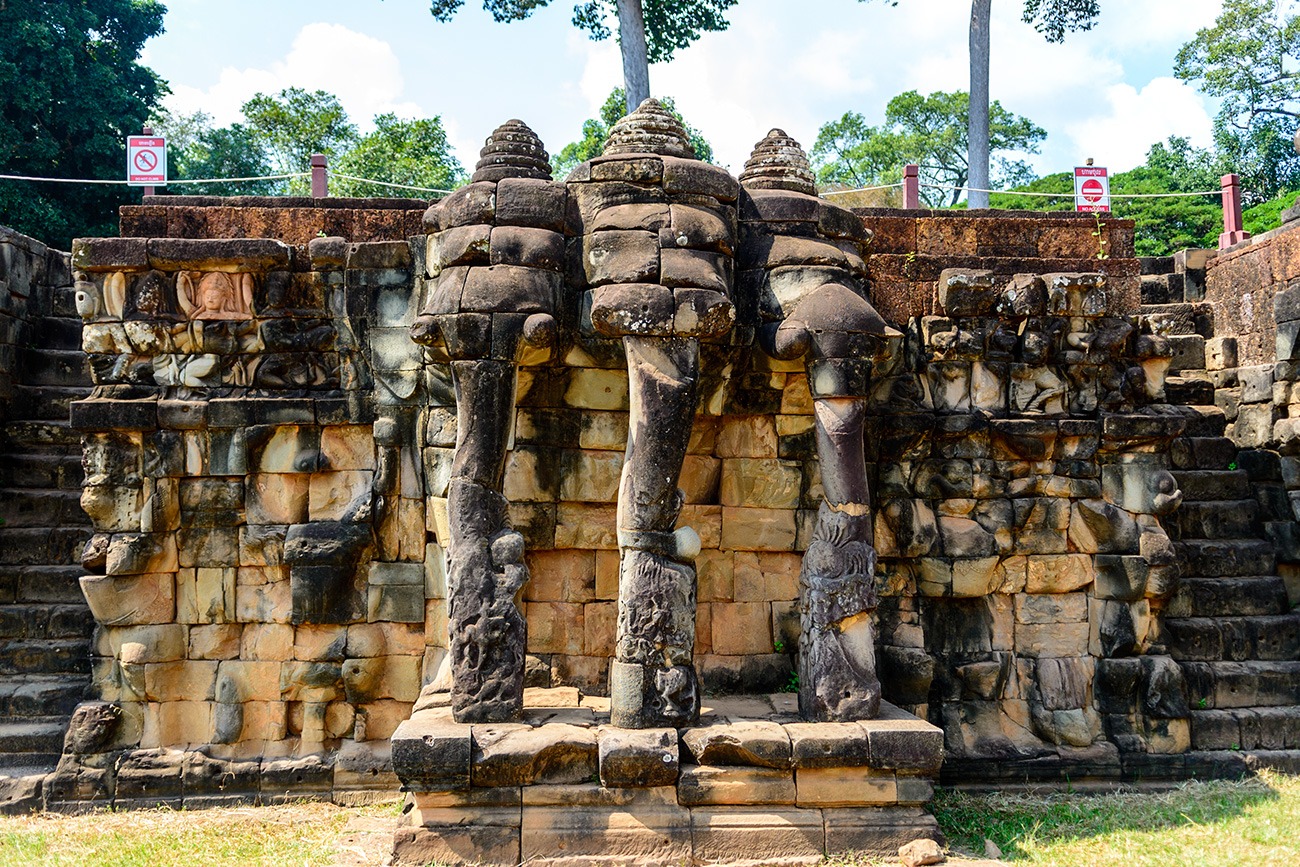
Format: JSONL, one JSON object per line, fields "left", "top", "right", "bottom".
{"left": 0, "top": 226, "right": 73, "bottom": 420}
{"left": 857, "top": 210, "right": 1139, "bottom": 327}
{"left": 67, "top": 205, "right": 1207, "bottom": 791}
{"left": 1203, "top": 221, "right": 1300, "bottom": 368}
{"left": 119, "top": 196, "right": 428, "bottom": 249}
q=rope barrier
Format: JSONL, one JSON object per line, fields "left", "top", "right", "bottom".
{"left": 822, "top": 182, "right": 906, "bottom": 196}
{"left": 0, "top": 172, "right": 309, "bottom": 185}
{"left": 330, "top": 173, "right": 454, "bottom": 195}
{"left": 918, "top": 182, "right": 1223, "bottom": 200}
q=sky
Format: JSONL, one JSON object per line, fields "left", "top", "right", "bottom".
{"left": 143, "top": 0, "right": 1228, "bottom": 180}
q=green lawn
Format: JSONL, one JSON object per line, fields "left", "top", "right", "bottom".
{"left": 929, "top": 770, "right": 1300, "bottom": 866}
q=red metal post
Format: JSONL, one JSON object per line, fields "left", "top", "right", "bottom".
{"left": 311, "top": 154, "right": 328, "bottom": 198}
{"left": 142, "top": 125, "right": 155, "bottom": 198}
{"left": 1219, "top": 173, "right": 1250, "bottom": 248}
{"left": 903, "top": 164, "right": 920, "bottom": 209}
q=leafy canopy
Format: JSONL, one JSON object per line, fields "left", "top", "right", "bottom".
{"left": 551, "top": 87, "right": 714, "bottom": 177}
{"left": 1174, "top": 0, "right": 1299, "bottom": 130}
{"left": 862, "top": 0, "right": 1099, "bottom": 42}
{"left": 989, "top": 138, "right": 1226, "bottom": 256}
{"left": 0, "top": 0, "right": 166, "bottom": 247}
{"left": 333, "top": 114, "right": 466, "bottom": 196}
{"left": 153, "top": 98, "right": 466, "bottom": 200}
{"left": 241, "top": 88, "right": 360, "bottom": 185}
{"left": 812, "top": 90, "right": 1045, "bottom": 206}
{"left": 430, "top": 0, "right": 738, "bottom": 63}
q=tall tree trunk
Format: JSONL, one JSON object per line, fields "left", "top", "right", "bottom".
{"left": 618, "top": 0, "right": 652, "bottom": 113}
{"left": 968, "top": 0, "right": 992, "bottom": 209}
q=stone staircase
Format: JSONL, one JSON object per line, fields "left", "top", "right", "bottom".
{"left": 0, "top": 294, "right": 94, "bottom": 809}
{"left": 1161, "top": 411, "right": 1300, "bottom": 772}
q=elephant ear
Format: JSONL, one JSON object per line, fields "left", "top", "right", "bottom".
{"left": 177, "top": 272, "right": 197, "bottom": 318}
{"left": 104, "top": 272, "right": 127, "bottom": 320}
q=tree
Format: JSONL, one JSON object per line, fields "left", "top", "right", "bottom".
{"left": 332, "top": 114, "right": 467, "bottom": 197}
{"left": 242, "top": 88, "right": 359, "bottom": 192}
{"left": 551, "top": 87, "right": 714, "bottom": 177}
{"left": 862, "top": 1, "right": 1099, "bottom": 208}
{"left": 989, "top": 137, "right": 1225, "bottom": 256}
{"left": 149, "top": 109, "right": 280, "bottom": 197}
{"left": 811, "top": 90, "right": 1045, "bottom": 207}
{"left": 0, "top": 0, "right": 166, "bottom": 247}
{"left": 427, "top": 1, "right": 737, "bottom": 112}
{"left": 1175, "top": 0, "right": 1298, "bottom": 133}
{"left": 1175, "top": 0, "right": 1300, "bottom": 203}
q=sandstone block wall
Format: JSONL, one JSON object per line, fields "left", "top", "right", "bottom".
{"left": 67, "top": 204, "right": 1207, "bottom": 788}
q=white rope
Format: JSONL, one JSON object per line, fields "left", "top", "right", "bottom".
{"left": 918, "top": 182, "right": 1223, "bottom": 200}
{"left": 331, "top": 173, "right": 454, "bottom": 195}
{"left": 822, "top": 182, "right": 906, "bottom": 196}
{"left": 0, "top": 172, "right": 308, "bottom": 185}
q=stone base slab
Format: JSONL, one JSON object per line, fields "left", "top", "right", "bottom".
{"left": 392, "top": 690, "right": 944, "bottom": 865}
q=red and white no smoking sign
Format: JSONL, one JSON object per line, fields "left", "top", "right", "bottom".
{"left": 127, "top": 136, "right": 167, "bottom": 186}
{"left": 1074, "top": 165, "right": 1110, "bottom": 213}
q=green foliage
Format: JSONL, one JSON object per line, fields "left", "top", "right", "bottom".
{"left": 1243, "top": 188, "right": 1300, "bottom": 234}
{"left": 1175, "top": 0, "right": 1300, "bottom": 206}
{"left": 811, "top": 90, "right": 1045, "bottom": 206}
{"left": 1175, "top": 0, "right": 1299, "bottom": 132}
{"left": 551, "top": 87, "right": 714, "bottom": 177}
{"left": 431, "top": 0, "right": 738, "bottom": 63}
{"left": 991, "top": 138, "right": 1224, "bottom": 256}
{"left": 860, "top": 0, "right": 1100, "bottom": 44}
{"left": 333, "top": 114, "right": 467, "bottom": 197}
{"left": 149, "top": 109, "right": 279, "bottom": 197}
{"left": 0, "top": 0, "right": 166, "bottom": 248}
{"left": 241, "top": 88, "right": 359, "bottom": 191}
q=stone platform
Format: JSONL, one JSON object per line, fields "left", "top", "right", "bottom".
{"left": 390, "top": 688, "right": 943, "bottom": 866}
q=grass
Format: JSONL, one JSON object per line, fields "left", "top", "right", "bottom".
{"left": 928, "top": 770, "right": 1300, "bottom": 866}
{"left": 0, "top": 774, "right": 1296, "bottom": 866}
{"left": 0, "top": 799, "right": 401, "bottom": 867}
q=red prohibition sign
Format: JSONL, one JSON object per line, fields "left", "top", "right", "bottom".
{"left": 133, "top": 149, "right": 158, "bottom": 173}
{"left": 1081, "top": 178, "right": 1105, "bottom": 202}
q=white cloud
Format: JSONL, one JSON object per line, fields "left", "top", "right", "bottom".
{"left": 164, "top": 23, "right": 422, "bottom": 131}
{"left": 1062, "top": 77, "right": 1215, "bottom": 171}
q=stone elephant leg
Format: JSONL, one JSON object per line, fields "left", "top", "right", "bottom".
{"left": 445, "top": 356, "right": 529, "bottom": 723}
{"left": 799, "top": 395, "right": 882, "bottom": 722}
{"left": 610, "top": 336, "right": 703, "bottom": 729}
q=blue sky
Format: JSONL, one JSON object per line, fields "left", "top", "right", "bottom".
{"left": 143, "top": 0, "right": 1228, "bottom": 179}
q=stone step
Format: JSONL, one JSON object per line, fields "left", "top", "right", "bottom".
{"left": 1139, "top": 302, "right": 1215, "bottom": 337}
{"left": 31, "top": 316, "right": 84, "bottom": 352}
{"left": 1171, "top": 437, "right": 1239, "bottom": 471}
{"left": 9, "top": 386, "right": 87, "bottom": 422}
{"left": 0, "top": 419, "right": 82, "bottom": 453}
{"left": 1165, "top": 376, "right": 1215, "bottom": 406}
{"left": 1190, "top": 707, "right": 1300, "bottom": 751}
{"left": 1165, "top": 615, "right": 1300, "bottom": 662}
{"left": 1179, "top": 405, "right": 1229, "bottom": 438}
{"left": 0, "top": 488, "right": 87, "bottom": 529}
{"left": 1167, "top": 577, "right": 1291, "bottom": 618}
{"left": 0, "top": 676, "right": 90, "bottom": 718}
{"left": 0, "top": 565, "right": 89, "bottom": 605}
{"left": 0, "top": 527, "right": 91, "bottom": 569}
{"left": 1175, "top": 538, "right": 1276, "bottom": 577}
{"left": 1169, "top": 499, "right": 1259, "bottom": 541}
{"left": 1170, "top": 469, "right": 1250, "bottom": 502}
{"left": 20, "top": 349, "right": 90, "bottom": 388}
{"left": 0, "top": 453, "right": 84, "bottom": 490}
{"left": 0, "top": 639, "right": 89, "bottom": 677}
{"left": 1181, "top": 660, "right": 1300, "bottom": 709}
{"left": 0, "top": 720, "right": 66, "bottom": 763}
{"left": 0, "top": 604, "right": 93, "bottom": 641}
